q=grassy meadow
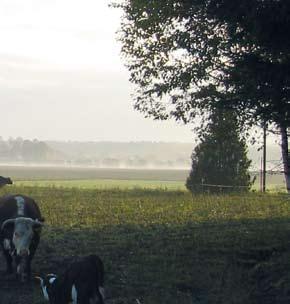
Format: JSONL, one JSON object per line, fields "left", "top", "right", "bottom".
{"left": 0, "top": 164, "right": 286, "bottom": 191}
{"left": 0, "top": 165, "right": 189, "bottom": 182}
{"left": 0, "top": 179, "right": 290, "bottom": 303}
{"left": 15, "top": 179, "right": 185, "bottom": 191}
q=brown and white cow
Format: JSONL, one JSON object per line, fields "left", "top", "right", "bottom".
{"left": 0, "top": 194, "right": 44, "bottom": 282}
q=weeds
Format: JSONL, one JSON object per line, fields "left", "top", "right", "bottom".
{"left": 0, "top": 185, "right": 289, "bottom": 303}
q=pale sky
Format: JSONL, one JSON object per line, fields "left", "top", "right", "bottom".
{"left": 0, "top": 0, "right": 195, "bottom": 142}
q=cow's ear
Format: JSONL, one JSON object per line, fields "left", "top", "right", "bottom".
{"left": 33, "top": 219, "right": 44, "bottom": 231}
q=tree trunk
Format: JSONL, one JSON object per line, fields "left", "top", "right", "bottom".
{"left": 280, "top": 125, "right": 290, "bottom": 193}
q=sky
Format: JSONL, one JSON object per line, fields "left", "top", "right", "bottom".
{"left": 0, "top": 0, "right": 195, "bottom": 142}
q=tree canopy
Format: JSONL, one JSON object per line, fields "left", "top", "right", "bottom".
{"left": 115, "top": 0, "right": 290, "bottom": 191}
{"left": 116, "top": 0, "right": 290, "bottom": 127}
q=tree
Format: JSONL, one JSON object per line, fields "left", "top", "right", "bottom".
{"left": 186, "top": 109, "right": 252, "bottom": 193}
{"left": 115, "top": 0, "right": 290, "bottom": 191}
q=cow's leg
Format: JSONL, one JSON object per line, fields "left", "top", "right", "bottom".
{"left": 88, "top": 294, "right": 102, "bottom": 304}
{"left": 15, "top": 256, "right": 30, "bottom": 282}
{"left": 78, "top": 297, "right": 90, "bottom": 304}
{"left": 96, "top": 288, "right": 105, "bottom": 304}
{"left": 88, "top": 289, "right": 105, "bottom": 304}
{"left": 15, "top": 255, "right": 22, "bottom": 280}
{"left": 26, "top": 256, "right": 33, "bottom": 278}
{"left": 76, "top": 289, "right": 90, "bottom": 304}
{"left": 2, "top": 249, "right": 13, "bottom": 274}
{"left": 30, "top": 233, "right": 40, "bottom": 260}
{"left": 25, "top": 234, "right": 40, "bottom": 278}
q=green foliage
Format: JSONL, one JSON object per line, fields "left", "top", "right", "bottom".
{"left": 115, "top": 0, "right": 290, "bottom": 128}
{"left": 115, "top": 0, "right": 290, "bottom": 191}
{"left": 186, "top": 110, "right": 252, "bottom": 193}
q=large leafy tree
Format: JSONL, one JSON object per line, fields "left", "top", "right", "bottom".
{"left": 114, "top": 0, "right": 290, "bottom": 191}
{"left": 186, "top": 109, "right": 252, "bottom": 193}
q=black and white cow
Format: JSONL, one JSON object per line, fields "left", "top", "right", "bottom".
{"left": 0, "top": 194, "right": 44, "bottom": 282}
{"left": 0, "top": 176, "right": 13, "bottom": 188}
{"left": 36, "top": 255, "right": 105, "bottom": 304}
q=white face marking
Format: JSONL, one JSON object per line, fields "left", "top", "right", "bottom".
{"left": 15, "top": 196, "right": 25, "bottom": 216}
{"left": 99, "top": 287, "right": 105, "bottom": 301}
{"left": 42, "top": 286, "right": 49, "bottom": 301}
{"left": 42, "top": 275, "right": 57, "bottom": 301}
{"left": 38, "top": 278, "right": 50, "bottom": 301}
{"left": 3, "top": 239, "right": 11, "bottom": 250}
{"left": 13, "top": 217, "right": 36, "bottom": 255}
{"left": 71, "top": 285, "right": 78, "bottom": 304}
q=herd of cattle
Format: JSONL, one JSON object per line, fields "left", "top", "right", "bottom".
{"left": 0, "top": 176, "right": 105, "bottom": 304}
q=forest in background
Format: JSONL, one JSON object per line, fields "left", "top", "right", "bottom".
{"left": 0, "top": 137, "right": 281, "bottom": 170}
{"left": 0, "top": 138, "right": 193, "bottom": 168}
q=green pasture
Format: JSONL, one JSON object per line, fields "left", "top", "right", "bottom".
{"left": 14, "top": 176, "right": 286, "bottom": 192}
{"left": 0, "top": 165, "right": 286, "bottom": 191}
{"left": 15, "top": 179, "right": 185, "bottom": 190}
{"left": 0, "top": 185, "right": 289, "bottom": 303}
{"left": 0, "top": 165, "right": 189, "bottom": 181}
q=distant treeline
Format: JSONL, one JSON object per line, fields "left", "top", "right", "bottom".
{"left": 0, "top": 138, "right": 193, "bottom": 168}
{"left": 0, "top": 137, "right": 59, "bottom": 162}
{"left": 0, "top": 138, "right": 280, "bottom": 169}
{"left": 47, "top": 141, "right": 193, "bottom": 168}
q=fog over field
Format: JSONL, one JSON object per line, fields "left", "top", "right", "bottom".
{"left": 0, "top": 0, "right": 284, "bottom": 173}
{"left": 0, "top": 0, "right": 194, "bottom": 144}
{"left": 0, "top": 137, "right": 282, "bottom": 171}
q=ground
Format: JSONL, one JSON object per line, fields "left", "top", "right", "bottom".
{"left": 0, "top": 171, "right": 289, "bottom": 303}
{"left": 0, "top": 266, "right": 33, "bottom": 304}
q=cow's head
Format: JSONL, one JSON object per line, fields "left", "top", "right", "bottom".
{"left": 2, "top": 217, "right": 43, "bottom": 256}
{"left": 1, "top": 217, "right": 43, "bottom": 281}
{"left": 35, "top": 274, "right": 58, "bottom": 303}
{"left": 6, "top": 177, "right": 13, "bottom": 185}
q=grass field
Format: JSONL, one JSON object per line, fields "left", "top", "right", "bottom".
{"left": 0, "top": 183, "right": 290, "bottom": 304}
{"left": 0, "top": 165, "right": 189, "bottom": 181}
{"left": 0, "top": 164, "right": 286, "bottom": 191}
{"left": 15, "top": 179, "right": 185, "bottom": 190}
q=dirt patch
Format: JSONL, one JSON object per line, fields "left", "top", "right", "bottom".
{"left": 0, "top": 256, "right": 34, "bottom": 304}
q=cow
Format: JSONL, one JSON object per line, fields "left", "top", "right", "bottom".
{"left": 36, "top": 255, "right": 105, "bottom": 304}
{"left": 0, "top": 176, "right": 13, "bottom": 188}
{"left": 0, "top": 194, "right": 44, "bottom": 282}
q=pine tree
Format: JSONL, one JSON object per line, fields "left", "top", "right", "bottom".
{"left": 186, "top": 109, "right": 252, "bottom": 193}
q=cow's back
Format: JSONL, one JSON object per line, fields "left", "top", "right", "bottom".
{"left": 0, "top": 194, "right": 42, "bottom": 225}
{"left": 0, "top": 195, "right": 18, "bottom": 225}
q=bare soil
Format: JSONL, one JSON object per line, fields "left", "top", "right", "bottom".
{"left": 0, "top": 255, "right": 34, "bottom": 304}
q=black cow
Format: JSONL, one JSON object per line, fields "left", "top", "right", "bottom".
{"left": 0, "top": 194, "right": 44, "bottom": 282}
{"left": 0, "top": 176, "right": 13, "bottom": 188}
{"left": 36, "top": 255, "right": 105, "bottom": 304}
